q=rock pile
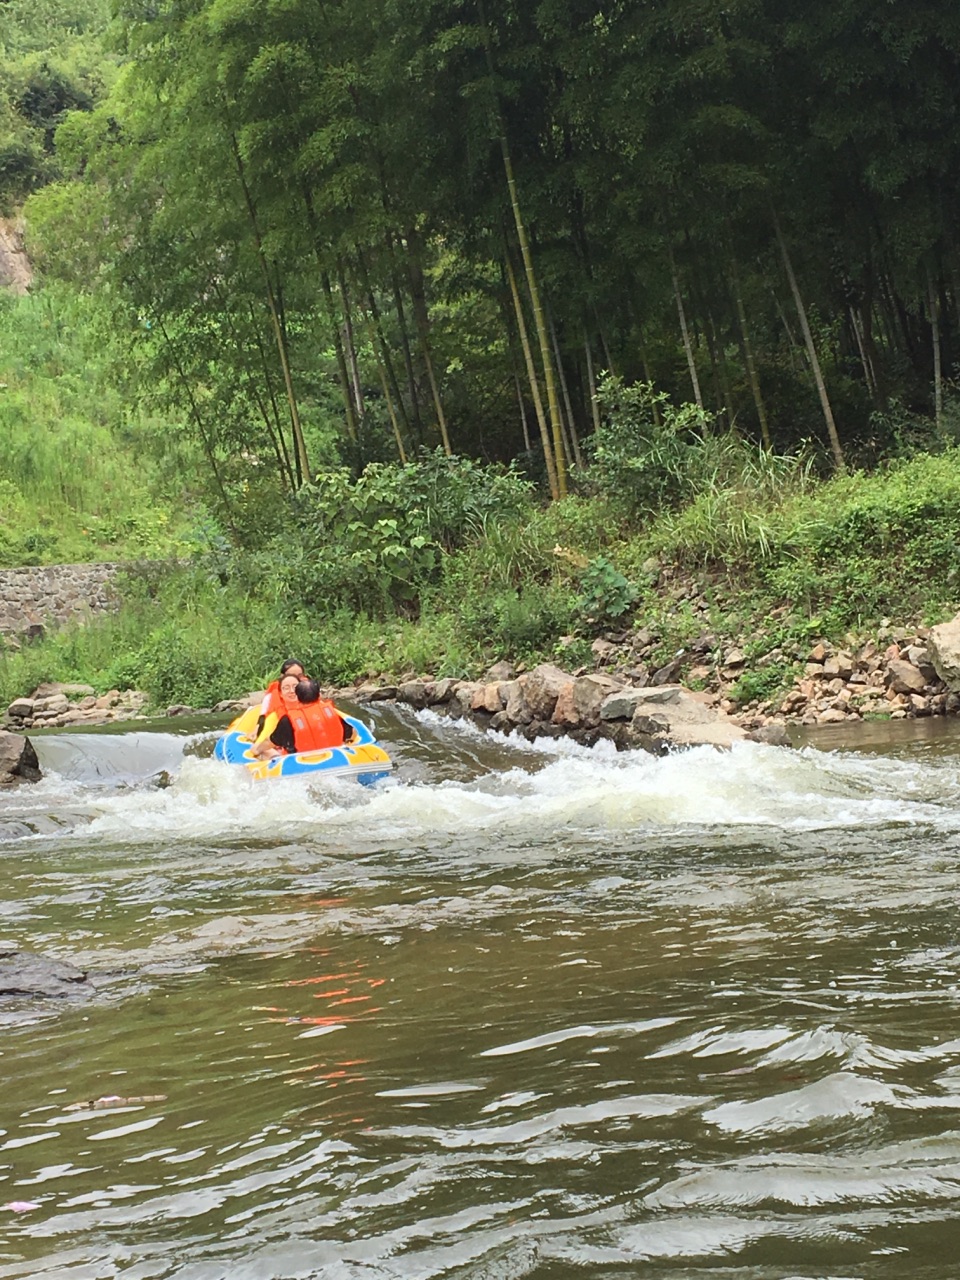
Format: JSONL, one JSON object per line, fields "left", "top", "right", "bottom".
{"left": 766, "top": 637, "right": 953, "bottom": 726}
{"left": 4, "top": 683, "right": 148, "bottom": 730}
{"left": 353, "top": 661, "right": 767, "bottom": 753}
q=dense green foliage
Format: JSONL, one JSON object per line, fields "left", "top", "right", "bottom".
{"left": 0, "top": 0, "right": 114, "bottom": 210}
{"left": 4, "top": 442, "right": 960, "bottom": 711}
{"left": 14, "top": 0, "right": 960, "bottom": 528}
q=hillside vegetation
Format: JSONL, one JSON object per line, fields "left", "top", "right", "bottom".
{"left": 1, "top": 0, "right": 960, "bottom": 710}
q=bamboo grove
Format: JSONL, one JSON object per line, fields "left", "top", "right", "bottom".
{"left": 20, "top": 0, "right": 960, "bottom": 519}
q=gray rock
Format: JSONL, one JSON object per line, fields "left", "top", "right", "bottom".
{"left": 749, "top": 721, "right": 792, "bottom": 747}
{"left": 928, "top": 613, "right": 960, "bottom": 689}
{"left": 518, "top": 664, "right": 572, "bottom": 722}
{"left": 823, "top": 653, "right": 854, "bottom": 680}
{"left": 886, "top": 659, "right": 927, "bottom": 696}
{"left": 590, "top": 638, "right": 621, "bottom": 663}
{"left": 397, "top": 679, "right": 431, "bottom": 709}
{"left": 430, "top": 678, "right": 458, "bottom": 704}
{"left": 368, "top": 685, "right": 398, "bottom": 701}
{"left": 553, "top": 673, "right": 624, "bottom": 729}
{"left": 6, "top": 697, "right": 34, "bottom": 719}
{"left": 453, "top": 682, "right": 481, "bottom": 714}
{"left": 624, "top": 686, "right": 747, "bottom": 750}
{"left": 484, "top": 660, "right": 516, "bottom": 683}
{"left": 601, "top": 685, "right": 686, "bottom": 721}
{"left": 649, "top": 658, "right": 684, "bottom": 685}
{"left": 0, "top": 731, "right": 41, "bottom": 785}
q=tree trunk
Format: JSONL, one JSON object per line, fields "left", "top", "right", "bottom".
{"left": 226, "top": 125, "right": 310, "bottom": 485}
{"left": 515, "top": 373, "right": 532, "bottom": 452}
{"left": 849, "top": 306, "right": 879, "bottom": 402}
{"left": 498, "top": 147, "right": 566, "bottom": 493}
{"left": 584, "top": 335, "right": 602, "bottom": 438}
{"left": 145, "top": 300, "right": 235, "bottom": 531}
{"left": 548, "top": 306, "right": 582, "bottom": 469}
{"left": 338, "top": 265, "right": 365, "bottom": 420}
{"left": 406, "top": 228, "right": 453, "bottom": 455}
{"left": 506, "top": 253, "right": 558, "bottom": 499}
{"left": 364, "top": 308, "right": 407, "bottom": 463}
{"left": 730, "top": 258, "right": 771, "bottom": 448}
{"left": 385, "top": 230, "right": 424, "bottom": 444}
{"left": 669, "top": 247, "right": 703, "bottom": 408}
{"left": 319, "top": 269, "right": 358, "bottom": 442}
{"left": 356, "top": 247, "right": 410, "bottom": 433}
{"left": 927, "top": 264, "right": 943, "bottom": 430}
{"left": 479, "top": 0, "right": 565, "bottom": 495}
{"left": 189, "top": 244, "right": 296, "bottom": 492}
{"left": 773, "top": 211, "right": 845, "bottom": 469}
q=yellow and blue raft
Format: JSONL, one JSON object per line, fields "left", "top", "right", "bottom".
{"left": 214, "top": 706, "right": 393, "bottom": 785}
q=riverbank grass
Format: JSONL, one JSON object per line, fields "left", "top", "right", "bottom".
{"left": 2, "top": 447, "right": 959, "bottom": 715}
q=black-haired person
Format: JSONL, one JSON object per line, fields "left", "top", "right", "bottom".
{"left": 288, "top": 679, "right": 354, "bottom": 751}
{"left": 255, "top": 658, "right": 307, "bottom": 738}
{"left": 251, "top": 671, "right": 301, "bottom": 759}
{"left": 252, "top": 678, "right": 353, "bottom": 760}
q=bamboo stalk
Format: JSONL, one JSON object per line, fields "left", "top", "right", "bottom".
{"left": 506, "top": 253, "right": 558, "bottom": 499}
{"left": 730, "top": 258, "right": 771, "bottom": 448}
{"left": 927, "top": 264, "right": 943, "bottom": 430}
{"left": 226, "top": 124, "right": 310, "bottom": 485}
{"left": 773, "top": 211, "right": 845, "bottom": 469}
{"left": 669, "top": 247, "right": 703, "bottom": 408}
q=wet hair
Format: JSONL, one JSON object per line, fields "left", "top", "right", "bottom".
{"left": 295, "top": 677, "right": 321, "bottom": 704}
{"left": 280, "top": 658, "right": 305, "bottom": 676}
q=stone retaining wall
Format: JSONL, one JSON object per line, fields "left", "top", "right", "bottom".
{"left": 0, "top": 563, "right": 122, "bottom": 640}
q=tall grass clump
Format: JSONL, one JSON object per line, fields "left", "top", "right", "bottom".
{"left": 760, "top": 450, "right": 960, "bottom": 631}
{"left": 0, "top": 285, "right": 198, "bottom": 565}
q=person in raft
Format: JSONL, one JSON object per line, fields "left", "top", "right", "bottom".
{"left": 255, "top": 658, "right": 306, "bottom": 738}
{"left": 252, "top": 678, "right": 354, "bottom": 760}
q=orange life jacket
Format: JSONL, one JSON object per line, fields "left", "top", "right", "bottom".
{"left": 289, "top": 699, "right": 345, "bottom": 752}
{"left": 261, "top": 680, "right": 283, "bottom": 719}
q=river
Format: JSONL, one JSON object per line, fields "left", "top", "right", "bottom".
{"left": 1, "top": 704, "right": 960, "bottom": 1278}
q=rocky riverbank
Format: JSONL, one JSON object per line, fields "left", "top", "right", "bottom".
{"left": 5, "top": 612, "right": 960, "bottom": 760}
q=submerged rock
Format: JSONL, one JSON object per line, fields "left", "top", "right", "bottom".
{"left": 0, "top": 948, "right": 92, "bottom": 1000}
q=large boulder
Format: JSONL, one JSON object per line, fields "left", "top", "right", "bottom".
{"left": 0, "top": 731, "right": 41, "bottom": 785}
{"left": 928, "top": 613, "right": 960, "bottom": 689}
{"left": 516, "top": 664, "right": 572, "bottom": 722}
{"left": 552, "top": 673, "right": 624, "bottom": 729}
{"left": 886, "top": 658, "right": 926, "bottom": 696}
{"left": 601, "top": 684, "right": 747, "bottom": 751}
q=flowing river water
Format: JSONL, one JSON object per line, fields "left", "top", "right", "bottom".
{"left": 2, "top": 704, "right": 960, "bottom": 1278}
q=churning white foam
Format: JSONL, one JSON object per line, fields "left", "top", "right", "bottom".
{"left": 14, "top": 728, "right": 960, "bottom": 848}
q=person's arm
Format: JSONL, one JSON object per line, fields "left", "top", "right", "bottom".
{"left": 269, "top": 715, "right": 296, "bottom": 754}
{"left": 338, "top": 717, "right": 356, "bottom": 743}
{"left": 251, "top": 710, "right": 282, "bottom": 758}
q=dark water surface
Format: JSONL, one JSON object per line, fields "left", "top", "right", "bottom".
{"left": 2, "top": 707, "right": 960, "bottom": 1278}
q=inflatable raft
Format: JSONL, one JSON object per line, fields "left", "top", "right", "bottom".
{"left": 214, "top": 705, "right": 392, "bottom": 784}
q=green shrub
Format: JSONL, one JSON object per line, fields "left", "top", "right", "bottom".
{"left": 586, "top": 375, "right": 713, "bottom": 514}
{"left": 578, "top": 556, "right": 639, "bottom": 625}
{"left": 728, "top": 663, "right": 799, "bottom": 707}
{"left": 287, "top": 453, "right": 535, "bottom": 617}
{"left": 454, "top": 582, "right": 577, "bottom": 660}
